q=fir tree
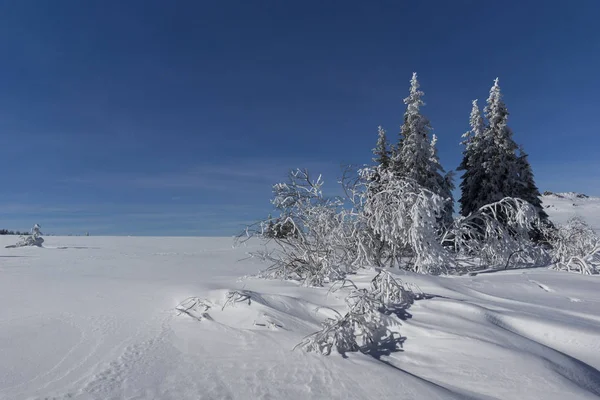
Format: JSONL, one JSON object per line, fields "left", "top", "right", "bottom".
{"left": 481, "top": 78, "right": 519, "bottom": 202}
{"left": 515, "top": 145, "right": 548, "bottom": 221}
{"left": 460, "top": 78, "right": 520, "bottom": 214}
{"left": 372, "top": 126, "right": 391, "bottom": 170}
{"left": 458, "top": 99, "right": 486, "bottom": 216}
{"left": 459, "top": 79, "right": 546, "bottom": 223}
{"left": 393, "top": 73, "right": 431, "bottom": 185}
{"left": 428, "top": 134, "right": 455, "bottom": 227}
{"left": 388, "top": 73, "right": 454, "bottom": 226}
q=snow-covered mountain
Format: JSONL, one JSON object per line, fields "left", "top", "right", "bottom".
{"left": 542, "top": 191, "right": 600, "bottom": 233}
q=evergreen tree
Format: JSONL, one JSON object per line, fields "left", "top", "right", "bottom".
{"left": 481, "top": 78, "right": 519, "bottom": 202}
{"left": 461, "top": 78, "right": 520, "bottom": 214}
{"left": 515, "top": 145, "right": 548, "bottom": 221}
{"left": 391, "top": 73, "right": 454, "bottom": 225}
{"left": 393, "top": 73, "right": 431, "bottom": 185}
{"left": 458, "top": 99, "right": 486, "bottom": 216}
{"left": 428, "top": 134, "right": 455, "bottom": 227}
{"left": 372, "top": 126, "right": 391, "bottom": 170}
{"left": 459, "top": 79, "right": 546, "bottom": 223}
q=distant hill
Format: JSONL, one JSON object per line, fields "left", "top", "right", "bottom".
{"left": 542, "top": 191, "right": 600, "bottom": 233}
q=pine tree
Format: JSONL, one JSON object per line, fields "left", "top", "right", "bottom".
{"left": 459, "top": 79, "right": 546, "bottom": 223}
{"left": 386, "top": 73, "right": 455, "bottom": 225}
{"left": 515, "top": 146, "right": 548, "bottom": 221}
{"left": 481, "top": 78, "right": 519, "bottom": 202}
{"left": 458, "top": 99, "right": 486, "bottom": 216}
{"left": 461, "top": 78, "right": 520, "bottom": 214}
{"left": 393, "top": 73, "right": 431, "bottom": 185}
{"left": 372, "top": 126, "right": 391, "bottom": 170}
{"left": 389, "top": 114, "right": 406, "bottom": 175}
{"left": 389, "top": 73, "right": 453, "bottom": 225}
{"left": 428, "top": 134, "right": 455, "bottom": 227}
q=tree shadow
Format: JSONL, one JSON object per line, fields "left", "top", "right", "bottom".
{"left": 380, "top": 305, "right": 413, "bottom": 320}
{"left": 359, "top": 291, "right": 441, "bottom": 360}
{"left": 361, "top": 330, "right": 406, "bottom": 359}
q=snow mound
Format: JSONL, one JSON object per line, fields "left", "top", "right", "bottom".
{"left": 175, "top": 289, "right": 324, "bottom": 332}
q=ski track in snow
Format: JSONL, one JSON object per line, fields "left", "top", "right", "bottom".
{"left": 0, "top": 235, "right": 599, "bottom": 399}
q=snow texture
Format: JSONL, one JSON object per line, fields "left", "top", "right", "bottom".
{"left": 1, "top": 229, "right": 600, "bottom": 399}
{"left": 543, "top": 192, "right": 600, "bottom": 234}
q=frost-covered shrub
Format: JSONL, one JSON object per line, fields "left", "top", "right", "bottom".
{"left": 297, "top": 273, "right": 415, "bottom": 356}
{"left": 547, "top": 217, "right": 598, "bottom": 262}
{"left": 238, "top": 166, "right": 460, "bottom": 284}
{"left": 296, "top": 310, "right": 363, "bottom": 355}
{"left": 362, "top": 168, "right": 453, "bottom": 274}
{"left": 238, "top": 169, "right": 358, "bottom": 286}
{"left": 175, "top": 297, "right": 212, "bottom": 321}
{"left": 369, "top": 269, "right": 415, "bottom": 308}
{"left": 240, "top": 164, "right": 557, "bottom": 280}
{"left": 262, "top": 216, "right": 298, "bottom": 239}
{"left": 5, "top": 224, "right": 44, "bottom": 248}
{"left": 442, "top": 198, "right": 549, "bottom": 269}
{"left": 296, "top": 290, "right": 386, "bottom": 355}
{"left": 546, "top": 217, "right": 599, "bottom": 274}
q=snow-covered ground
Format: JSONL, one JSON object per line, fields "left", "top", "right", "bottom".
{"left": 542, "top": 192, "right": 600, "bottom": 233}
{"left": 0, "top": 195, "right": 599, "bottom": 400}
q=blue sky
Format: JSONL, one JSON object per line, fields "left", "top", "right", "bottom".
{"left": 1, "top": 1, "right": 599, "bottom": 236}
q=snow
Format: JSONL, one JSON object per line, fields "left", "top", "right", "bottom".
{"left": 542, "top": 192, "right": 600, "bottom": 233}
{"left": 0, "top": 233, "right": 599, "bottom": 400}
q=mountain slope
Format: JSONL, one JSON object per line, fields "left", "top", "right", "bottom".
{"left": 542, "top": 192, "right": 600, "bottom": 233}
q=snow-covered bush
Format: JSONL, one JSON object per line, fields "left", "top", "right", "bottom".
{"left": 238, "top": 166, "right": 460, "bottom": 284}
{"left": 362, "top": 168, "right": 453, "bottom": 274}
{"left": 240, "top": 164, "right": 558, "bottom": 281}
{"left": 442, "top": 198, "right": 549, "bottom": 269}
{"left": 175, "top": 297, "right": 212, "bottom": 321}
{"left": 5, "top": 224, "right": 44, "bottom": 248}
{"left": 261, "top": 216, "right": 298, "bottom": 239}
{"left": 546, "top": 217, "right": 599, "bottom": 274}
{"left": 237, "top": 169, "right": 359, "bottom": 286}
{"left": 369, "top": 269, "right": 415, "bottom": 308}
{"left": 546, "top": 217, "right": 598, "bottom": 262}
{"left": 296, "top": 310, "right": 365, "bottom": 355}
{"left": 297, "top": 271, "right": 416, "bottom": 356}
{"left": 296, "top": 289, "right": 387, "bottom": 355}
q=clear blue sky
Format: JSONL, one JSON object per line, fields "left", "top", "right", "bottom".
{"left": 1, "top": 1, "right": 599, "bottom": 236}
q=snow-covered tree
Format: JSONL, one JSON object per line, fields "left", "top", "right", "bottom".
{"left": 390, "top": 73, "right": 453, "bottom": 226}
{"left": 369, "top": 125, "right": 392, "bottom": 197}
{"left": 372, "top": 126, "right": 391, "bottom": 170}
{"left": 459, "top": 79, "right": 520, "bottom": 214}
{"left": 476, "top": 78, "right": 520, "bottom": 209}
{"left": 443, "top": 198, "right": 549, "bottom": 269}
{"left": 5, "top": 224, "right": 44, "bottom": 248}
{"left": 515, "top": 145, "right": 548, "bottom": 222}
{"left": 458, "top": 99, "right": 486, "bottom": 216}
{"left": 459, "top": 80, "right": 546, "bottom": 224}
{"left": 428, "top": 134, "right": 455, "bottom": 227}
{"left": 392, "top": 73, "right": 432, "bottom": 185}
{"left": 362, "top": 168, "right": 453, "bottom": 274}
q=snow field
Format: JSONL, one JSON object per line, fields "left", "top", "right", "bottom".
{"left": 0, "top": 234, "right": 599, "bottom": 399}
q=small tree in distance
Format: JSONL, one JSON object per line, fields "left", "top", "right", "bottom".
{"left": 5, "top": 224, "right": 44, "bottom": 248}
